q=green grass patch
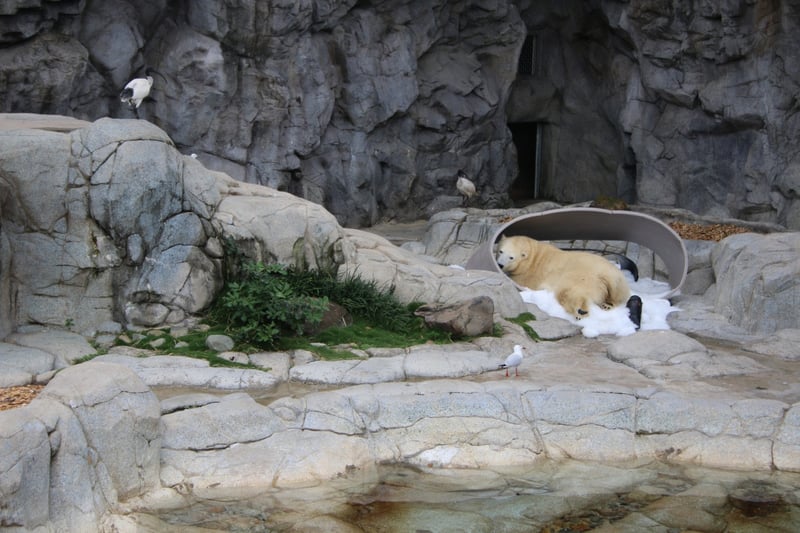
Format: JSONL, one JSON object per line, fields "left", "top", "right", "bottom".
{"left": 206, "top": 261, "right": 461, "bottom": 353}
{"left": 73, "top": 353, "right": 100, "bottom": 365}
{"left": 276, "top": 315, "right": 453, "bottom": 359}
{"left": 281, "top": 267, "right": 419, "bottom": 334}
{"left": 118, "top": 328, "right": 256, "bottom": 368}
{"left": 312, "top": 317, "right": 451, "bottom": 348}
{"left": 104, "top": 261, "right": 493, "bottom": 364}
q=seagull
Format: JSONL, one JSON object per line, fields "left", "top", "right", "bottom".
{"left": 120, "top": 69, "right": 165, "bottom": 117}
{"left": 456, "top": 170, "right": 477, "bottom": 205}
{"left": 498, "top": 345, "right": 525, "bottom": 377}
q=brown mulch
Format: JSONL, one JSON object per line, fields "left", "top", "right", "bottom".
{"left": 668, "top": 221, "right": 752, "bottom": 241}
{"left": 0, "top": 385, "right": 45, "bottom": 412}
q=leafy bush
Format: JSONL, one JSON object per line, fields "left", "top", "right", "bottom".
{"left": 209, "top": 262, "right": 329, "bottom": 347}
{"left": 282, "top": 267, "right": 417, "bottom": 333}
{"left": 209, "top": 260, "right": 465, "bottom": 353}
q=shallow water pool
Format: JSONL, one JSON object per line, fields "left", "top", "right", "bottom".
{"left": 127, "top": 459, "right": 800, "bottom": 532}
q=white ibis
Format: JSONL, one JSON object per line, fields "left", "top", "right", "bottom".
{"left": 120, "top": 69, "right": 164, "bottom": 117}
{"left": 456, "top": 169, "right": 477, "bottom": 205}
{"left": 498, "top": 344, "right": 525, "bottom": 377}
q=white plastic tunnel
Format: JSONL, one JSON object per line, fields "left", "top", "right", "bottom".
{"left": 465, "top": 207, "right": 688, "bottom": 298}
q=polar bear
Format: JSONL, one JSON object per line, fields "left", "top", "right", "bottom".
{"left": 495, "top": 235, "right": 631, "bottom": 319}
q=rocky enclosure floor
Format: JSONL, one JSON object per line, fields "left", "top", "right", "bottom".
{"left": 0, "top": 220, "right": 761, "bottom": 411}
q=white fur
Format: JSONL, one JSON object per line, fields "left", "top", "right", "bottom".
{"left": 520, "top": 273, "right": 677, "bottom": 337}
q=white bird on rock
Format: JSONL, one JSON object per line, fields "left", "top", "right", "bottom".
{"left": 498, "top": 344, "right": 525, "bottom": 377}
{"left": 120, "top": 75, "right": 153, "bottom": 109}
{"left": 120, "top": 69, "right": 165, "bottom": 117}
{"left": 456, "top": 169, "right": 477, "bottom": 205}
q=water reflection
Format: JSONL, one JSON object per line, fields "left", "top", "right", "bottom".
{"left": 134, "top": 459, "right": 800, "bottom": 532}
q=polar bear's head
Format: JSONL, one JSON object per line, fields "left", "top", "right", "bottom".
{"left": 495, "top": 235, "right": 531, "bottom": 273}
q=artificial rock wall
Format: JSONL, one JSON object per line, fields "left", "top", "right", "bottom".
{"left": 2, "top": 0, "right": 799, "bottom": 228}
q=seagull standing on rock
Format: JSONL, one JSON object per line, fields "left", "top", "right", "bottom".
{"left": 498, "top": 344, "right": 525, "bottom": 377}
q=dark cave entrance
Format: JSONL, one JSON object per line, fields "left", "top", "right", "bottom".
{"left": 509, "top": 122, "right": 541, "bottom": 204}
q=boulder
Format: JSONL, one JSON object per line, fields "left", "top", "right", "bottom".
{"left": 744, "top": 329, "right": 800, "bottom": 360}
{"left": 247, "top": 351, "right": 292, "bottom": 379}
{"left": 93, "top": 353, "right": 280, "bottom": 391}
{"left": 608, "top": 330, "right": 708, "bottom": 366}
{"left": 205, "top": 334, "right": 234, "bottom": 352}
{"left": 0, "top": 362, "right": 161, "bottom": 530}
{"left": 681, "top": 239, "right": 716, "bottom": 296}
{"left": 0, "top": 407, "right": 52, "bottom": 528}
{"left": 290, "top": 358, "right": 406, "bottom": 386}
{"left": 0, "top": 342, "right": 54, "bottom": 380}
{"left": 38, "top": 362, "right": 161, "bottom": 502}
{"left": 0, "top": 120, "right": 222, "bottom": 334}
{"left": 710, "top": 233, "right": 800, "bottom": 334}
{"left": 4, "top": 329, "right": 96, "bottom": 366}
{"left": 414, "top": 296, "right": 495, "bottom": 337}
{"left": 304, "top": 301, "right": 352, "bottom": 335}
{"left": 607, "top": 329, "right": 768, "bottom": 381}
{"left": 22, "top": 400, "right": 106, "bottom": 531}
{"left": 339, "top": 228, "right": 526, "bottom": 318}
{"left": 0, "top": 119, "right": 350, "bottom": 334}
{"left": 288, "top": 344, "right": 503, "bottom": 385}
{"left": 160, "top": 393, "right": 287, "bottom": 451}
{"left": 402, "top": 345, "right": 502, "bottom": 379}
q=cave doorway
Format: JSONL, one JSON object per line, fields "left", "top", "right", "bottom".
{"left": 509, "top": 122, "right": 541, "bottom": 204}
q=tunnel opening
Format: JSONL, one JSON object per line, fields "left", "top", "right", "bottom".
{"left": 508, "top": 122, "right": 542, "bottom": 205}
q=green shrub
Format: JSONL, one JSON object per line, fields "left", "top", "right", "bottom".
{"left": 282, "top": 267, "right": 417, "bottom": 333}
{"left": 208, "top": 259, "right": 474, "bottom": 354}
{"left": 209, "top": 262, "right": 328, "bottom": 347}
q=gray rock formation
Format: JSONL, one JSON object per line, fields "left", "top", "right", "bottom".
{"left": 0, "top": 362, "right": 160, "bottom": 531}
{"left": 3, "top": 2, "right": 798, "bottom": 228}
{"left": 0, "top": 0, "right": 524, "bottom": 226}
{"left": 414, "top": 295, "right": 496, "bottom": 337}
{"left": 709, "top": 232, "right": 800, "bottom": 334}
{"left": 3, "top": 208, "right": 800, "bottom": 530}
{"left": 6, "top": 334, "right": 800, "bottom": 531}
{"left": 3, "top": 111, "right": 800, "bottom": 530}
{"left": 510, "top": 1, "right": 800, "bottom": 229}
{"left": 0, "top": 117, "right": 524, "bottom": 337}
{"left": 94, "top": 353, "right": 281, "bottom": 391}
